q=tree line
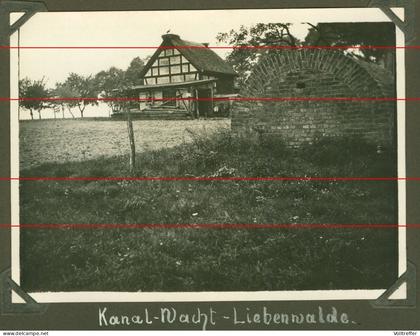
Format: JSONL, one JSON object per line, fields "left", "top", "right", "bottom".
{"left": 19, "top": 56, "right": 146, "bottom": 119}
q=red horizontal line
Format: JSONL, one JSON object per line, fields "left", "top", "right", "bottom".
{"left": 2, "top": 223, "right": 416, "bottom": 229}
{"left": 1, "top": 45, "right": 419, "bottom": 50}
{"left": 4, "top": 177, "right": 411, "bottom": 181}
{"left": 3, "top": 97, "right": 417, "bottom": 102}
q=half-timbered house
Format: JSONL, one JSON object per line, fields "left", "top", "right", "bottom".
{"left": 113, "top": 34, "right": 238, "bottom": 119}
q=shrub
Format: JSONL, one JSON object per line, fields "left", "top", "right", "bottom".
{"left": 300, "top": 135, "right": 397, "bottom": 177}
{"left": 301, "top": 135, "right": 376, "bottom": 165}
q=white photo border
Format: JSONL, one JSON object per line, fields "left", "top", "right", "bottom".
{"left": 9, "top": 7, "right": 407, "bottom": 303}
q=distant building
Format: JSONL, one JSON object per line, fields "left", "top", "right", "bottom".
{"left": 113, "top": 34, "right": 238, "bottom": 119}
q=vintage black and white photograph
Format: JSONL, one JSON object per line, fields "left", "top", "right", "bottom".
{"left": 10, "top": 8, "right": 404, "bottom": 299}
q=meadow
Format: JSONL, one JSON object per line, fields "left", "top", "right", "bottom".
{"left": 19, "top": 123, "right": 398, "bottom": 292}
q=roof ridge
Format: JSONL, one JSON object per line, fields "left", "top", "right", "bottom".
{"left": 175, "top": 37, "right": 206, "bottom": 47}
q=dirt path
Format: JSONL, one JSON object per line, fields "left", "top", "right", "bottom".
{"left": 19, "top": 119, "right": 230, "bottom": 170}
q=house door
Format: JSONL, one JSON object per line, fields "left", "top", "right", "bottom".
{"left": 197, "top": 88, "right": 213, "bottom": 118}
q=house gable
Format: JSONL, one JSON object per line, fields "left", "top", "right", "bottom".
{"left": 142, "top": 40, "right": 200, "bottom": 86}
{"left": 139, "top": 34, "right": 236, "bottom": 86}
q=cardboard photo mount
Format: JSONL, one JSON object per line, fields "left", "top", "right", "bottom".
{"left": 0, "top": 0, "right": 419, "bottom": 330}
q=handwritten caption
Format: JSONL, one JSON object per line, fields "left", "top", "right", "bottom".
{"left": 98, "top": 305, "right": 357, "bottom": 330}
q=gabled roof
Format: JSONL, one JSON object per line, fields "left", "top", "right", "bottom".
{"left": 139, "top": 34, "right": 237, "bottom": 77}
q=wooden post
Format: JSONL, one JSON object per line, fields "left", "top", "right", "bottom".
{"left": 195, "top": 89, "right": 199, "bottom": 119}
{"left": 125, "top": 103, "right": 136, "bottom": 174}
{"left": 210, "top": 85, "right": 214, "bottom": 118}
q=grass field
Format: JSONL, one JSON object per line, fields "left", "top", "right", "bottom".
{"left": 19, "top": 127, "right": 399, "bottom": 293}
{"left": 19, "top": 119, "right": 230, "bottom": 170}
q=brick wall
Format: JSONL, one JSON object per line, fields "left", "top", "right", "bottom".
{"left": 231, "top": 49, "right": 396, "bottom": 147}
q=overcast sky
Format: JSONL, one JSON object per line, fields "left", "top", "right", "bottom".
{"left": 10, "top": 8, "right": 399, "bottom": 119}
{"left": 10, "top": 8, "right": 398, "bottom": 88}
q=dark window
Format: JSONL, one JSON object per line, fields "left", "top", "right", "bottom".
{"left": 163, "top": 89, "right": 177, "bottom": 106}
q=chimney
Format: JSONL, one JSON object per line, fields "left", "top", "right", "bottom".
{"left": 162, "top": 33, "right": 180, "bottom": 40}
